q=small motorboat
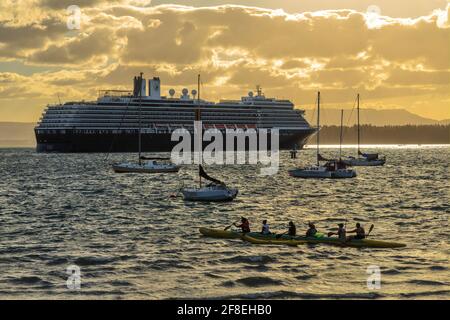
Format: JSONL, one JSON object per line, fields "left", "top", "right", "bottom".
{"left": 113, "top": 158, "right": 180, "bottom": 173}
{"left": 181, "top": 165, "right": 238, "bottom": 202}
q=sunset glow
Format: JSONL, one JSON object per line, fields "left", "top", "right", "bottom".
{"left": 0, "top": 0, "right": 449, "bottom": 122}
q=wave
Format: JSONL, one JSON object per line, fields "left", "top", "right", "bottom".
{"left": 428, "top": 266, "right": 447, "bottom": 271}
{"left": 8, "top": 276, "right": 53, "bottom": 288}
{"left": 295, "top": 274, "right": 316, "bottom": 280}
{"left": 203, "top": 290, "right": 385, "bottom": 300}
{"left": 235, "top": 276, "right": 284, "bottom": 287}
{"left": 73, "top": 256, "right": 120, "bottom": 266}
{"left": 407, "top": 279, "right": 448, "bottom": 286}
{"left": 220, "top": 255, "right": 276, "bottom": 264}
{"left": 400, "top": 290, "right": 450, "bottom": 298}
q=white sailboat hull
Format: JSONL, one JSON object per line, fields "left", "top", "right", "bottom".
{"left": 181, "top": 187, "right": 238, "bottom": 202}
{"left": 288, "top": 166, "right": 332, "bottom": 178}
{"left": 331, "top": 169, "right": 357, "bottom": 178}
{"left": 288, "top": 166, "right": 356, "bottom": 179}
{"left": 113, "top": 162, "right": 180, "bottom": 173}
{"left": 342, "top": 158, "right": 386, "bottom": 167}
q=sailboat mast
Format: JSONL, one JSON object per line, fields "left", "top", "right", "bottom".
{"left": 339, "top": 109, "right": 343, "bottom": 160}
{"left": 198, "top": 74, "right": 201, "bottom": 103}
{"left": 138, "top": 72, "right": 143, "bottom": 165}
{"left": 357, "top": 93, "right": 360, "bottom": 155}
{"left": 317, "top": 91, "right": 320, "bottom": 166}
{"left": 198, "top": 74, "right": 201, "bottom": 188}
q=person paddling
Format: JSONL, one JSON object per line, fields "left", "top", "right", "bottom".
{"left": 261, "top": 220, "right": 271, "bottom": 235}
{"left": 275, "top": 221, "right": 297, "bottom": 239}
{"left": 346, "top": 223, "right": 365, "bottom": 240}
{"left": 305, "top": 222, "right": 317, "bottom": 237}
{"left": 234, "top": 217, "right": 250, "bottom": 233}
{"left": 328, "top": 223, "right": 346, "bottom": 241}
{"left": 288, "top": 221, "right": 296, "bottom": 236}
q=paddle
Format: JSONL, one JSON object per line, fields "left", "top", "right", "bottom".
{"left": 169, "top": 188, "right": 181, "bottom": 198}
{"left": 276, "top": 231, "right": 288, "bottom": 239}
{"left": 169, "top": 183, "right": 185, "bottom": 199}
{"left": 366, "top": 224, "right": 374, "bottom": 237}
{"left": 224, "top": 220, "right": 240, "bottom": 231}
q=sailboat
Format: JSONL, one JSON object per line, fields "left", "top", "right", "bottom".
{"left": 180, "top": 74, "right": 238, "bottom": 201}
{"left": 112, "top": 73, "right": 180, "bottom": 174}
{"left": 113, "top": 156, "right": 180, "bottom": 173}
{"left": 181, "top": 165, "right": 238, "bottom": 202}
{"left": 341, "top": 94, "right": 386, "bottom": 166}
{"left": 288, "top": 92, "right": 356, "bottom": 179}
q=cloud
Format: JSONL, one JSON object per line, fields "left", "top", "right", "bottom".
{"left": 39, "top": 0, "right": 117, "bottom": 10}
{"left": 0, "top": 17, "right": 67, "bottom": 58}
{"left": 29, "top": 28, "right": 117, "bottom": 65}
{"left": 0, "top": 2, "right": 449, "bottom": 121}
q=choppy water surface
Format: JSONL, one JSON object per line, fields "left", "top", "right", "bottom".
{"left": 0, "top": 146, "right": 449, "bottom": 299}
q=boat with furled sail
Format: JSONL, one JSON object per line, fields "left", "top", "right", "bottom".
{"left": 181, "top": 165, "right": 238, "bottom": 202}
{"left": 112, "top": 157, "right": 180, "bottom": 173}
{"left": 342, "top": 94, "right": 386, "bottom": 166}
{"left": 288, "top": 92, "right": 356, "bottom": 179}
{"left": 112, "top": 73, "right": 180, "bottom": 173}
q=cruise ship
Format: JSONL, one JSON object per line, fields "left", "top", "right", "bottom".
{"left": 35, "top": 75, "right": 316, "bottom": 153}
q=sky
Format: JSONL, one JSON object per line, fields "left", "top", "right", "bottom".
{"left": 0, "top": 0, "right": 449, "bottom": 122}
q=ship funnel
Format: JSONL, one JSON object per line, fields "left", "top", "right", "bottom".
{"left": 149, "top": 77, "right": 161, "bottom": 99}
{"left": 133, "top": 76, "right": 138, "bottom": 97}
{"left": 133, "top": 74, "right": 147, "bottom": 98}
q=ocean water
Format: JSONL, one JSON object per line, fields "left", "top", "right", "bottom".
{"left": 0, "top": 146, "right": 449, "bottom": 299}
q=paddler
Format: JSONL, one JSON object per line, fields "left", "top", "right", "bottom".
{"left": 260, "top": 220, "right": 271, "bottom": 234}
{"left": 305, "top": 222, "right": 317, "bottom": 237}
{"left": 346, "top": 223, "right": 366, "bottom": 240}
{"left": 288, "top": 221, "right": 296, "bottom": 236}
{"left": 234, "top": 217, "right": 250, "bottom": 233}
{"left": 328, "top": 223, "right": 346, "bottom": 241}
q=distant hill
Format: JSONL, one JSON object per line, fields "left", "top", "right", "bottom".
{"left": 303, "top": 108, "right": 449, "bottom": 126}
{"left": 0, "top": 122, "right": 36, "bottom": 147}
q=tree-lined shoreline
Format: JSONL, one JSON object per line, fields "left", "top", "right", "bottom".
{"left": 315, "top": 125, "right": 450, "bottom": 145}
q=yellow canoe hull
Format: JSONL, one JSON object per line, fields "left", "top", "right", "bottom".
{"left": 199, "top": 227, "right": 242, "bottom": 239}
{"left": 242, "top": 234, "right": 406, "bottom": 248}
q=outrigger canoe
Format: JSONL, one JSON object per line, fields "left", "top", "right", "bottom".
{"left": 199, "top": 228, "right": 406, "bottom": 249}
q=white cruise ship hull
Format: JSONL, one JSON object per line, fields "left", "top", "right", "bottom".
{"left": 35, "top": 129, "right": 314, "bottom": 153}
